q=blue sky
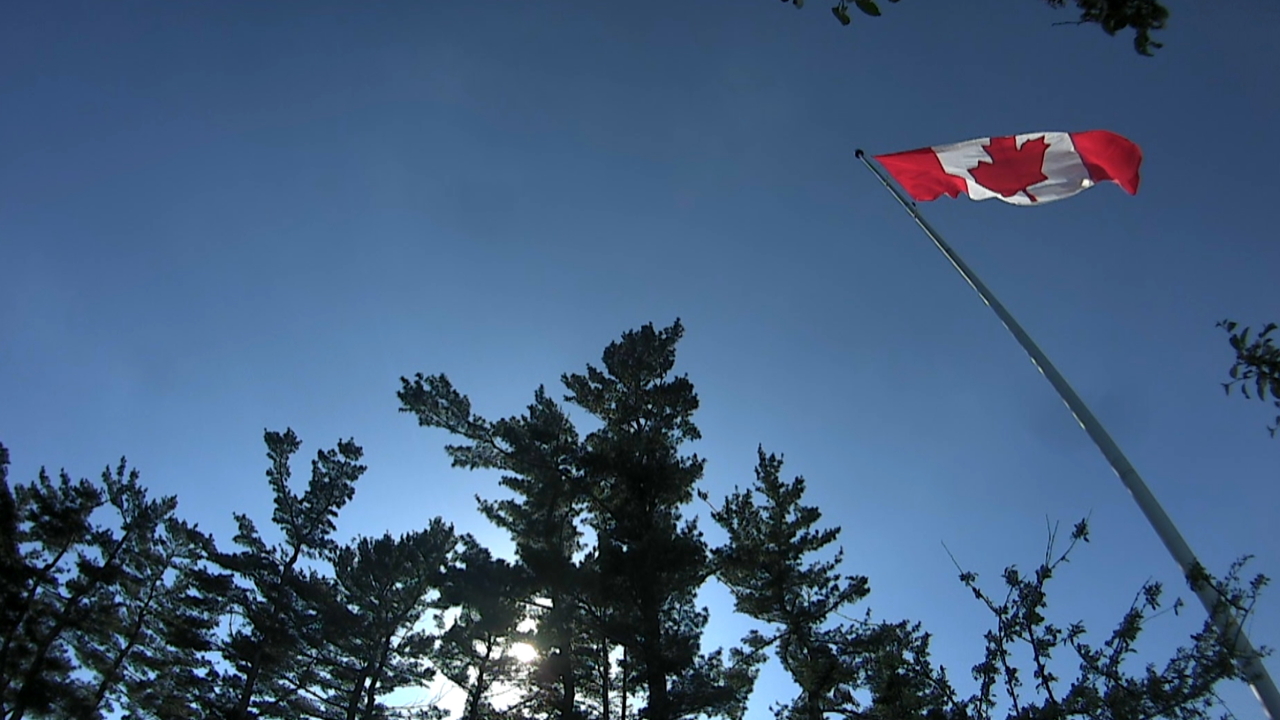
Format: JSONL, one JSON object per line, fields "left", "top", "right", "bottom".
{"left": 2, "top": 1, "right": 1278, "bottom": 717}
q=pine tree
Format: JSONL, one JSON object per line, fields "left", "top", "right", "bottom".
{"left": 0, "top": 446, "right": 230, "bottom": 720}
{"left": 712, "top": 448, "right": 869, "bottom": 720}
{"left": 399, "top": 321, "right": 760, "bottom": 720}
{"left": 68, "top": 465, "right": 232, "bottom": 720}
{"left": 311, "top": 521, "right": 457, "bottom": 720}
{"left": 214, "top": 429, "right": 366, "bottom": 720}
{"left": 433, "top": 536, "right": 528, "bottom": 720}
{"left": 0, "top": 449, "right": 105, "bottom": 718}
{"left": 561, "top": 321, "right": 758, "bottom": 720}
{"left": 0, "top": 458, "right": 178, "bottom": 719}
{"left": 474, "top": 389, "right": 584, "bottom": 720}
{"left": 397, "top": 378, "right": 587, "bottom": 720}
{"left": 116, "top": 522, "right": 231, "bottom": 720}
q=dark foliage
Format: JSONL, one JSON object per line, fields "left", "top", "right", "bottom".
{"left": 1218, "top": 320, "right": 1280, "bottom": 437}
{"left": 211, "top": 429, "right": 367, "bottom": 719}
{"left": 0, "top": 321, "right": 1268, "bottom": 720}
{"left": 782, "top": 0, "right": 1168, "bottom": 55}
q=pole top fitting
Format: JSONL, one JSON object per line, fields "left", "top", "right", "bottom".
{"left": 855, "top": 149, "right": 865, "bottom": 158}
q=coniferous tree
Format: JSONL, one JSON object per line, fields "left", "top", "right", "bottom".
{"left": 311, "top": 521, "right": 457, "bottom": 720}
{"left": 0, "top": 449, "right": 230, "bottom": 720}
{"left": 68, "top": 469, "right": 231, "bottom": 720}
{"left": 3, "top": 460, "right": 176, "bottom": 719}
{"left": 114, "top": 521, "right": 231, "bottom": 720}
{"left": 0, "top": 450, "right": 105, "bottom": 718}
{"left": 433, "top": 537, "right": 528, "bottom": 720}
{"left": 473, "top": 390, "right": 584, "bottom": 720}
{"left": 561, "top": 321, "right": 759, "bottom": 720}
{"left": 712, "top": 448, "right": 869, "bottom": 720}
{"left": 396, "top": 379, "right": 587, "bottom": 720}
{"left": 213, "top": 429, "right": 365, "bottom": 720}
{"left": 3, "top": 317, "right": 1272, "bottom": 720}
{"left": 400, "top": 322, "right": 764, "bottom": 719}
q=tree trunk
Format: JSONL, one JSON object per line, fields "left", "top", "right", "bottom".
{"left": 232, "top": 662, "right": 263, "bottom": 720}
{"left": 343, "top": 661, "right": 372, "bottom": 720}
{"left": 620, "top": 645, "right": 628, "bottom": 720}
{"left": 640, "top": 585, "right": 668, "bottom": 720}
{"left": 233, "top": 543, "right": 304, "bottom": 718}
{"left": 90, "top": 561, "right": 168, "bottom": 712}
{"left": 556, "top": 594, "right": 577, "bottom": 720}
{"left": 464, "top": 638, "right": 495, "bottom": 720}
{"left": 643, "top": 650, "right": 669, "bottom": 720}
{"left": 599, "top": 635, "right": 610, "bottom": 720}
{"left": 357, "top": 633, "right": 395, "bottom": 720}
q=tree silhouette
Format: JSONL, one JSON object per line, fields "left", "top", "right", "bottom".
{"left": 397, "top": 378, "right": 588, "bottom": 719}
{"left": 311, "top": 522, "right": 457, "bottom": 720}
{"left": 212, "top": 429, "right": 366, "bottom": 719}
{"left": 562, "top": 321, "right": 759, "bottom": 720}
{"left": 0, "top": 320, "right": 1270, "bottom": 720}
{"left": 1218, "top": 320, "right": 1280, "bottom": 437}
{"left": 433, "top": 536, "right": 527, "bottom": 720}
{"left": 0, "top": 450, "right": 230, "bottom": 720}
{"left": 783, "top": 0, "right": 1169, "bottom": 55}
{"left": 712, "top": 448, "right": 869, "bottom": 720}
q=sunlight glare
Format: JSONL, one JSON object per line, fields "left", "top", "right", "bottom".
{"left": 509, "top": 642, "right": 538, "bottom": 664}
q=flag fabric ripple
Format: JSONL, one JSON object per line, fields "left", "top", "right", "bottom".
{"left": 874, "top": 130, "right": 1142, "bottom": 206}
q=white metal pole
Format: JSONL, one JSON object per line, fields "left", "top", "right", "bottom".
{"left": 855, "top": 148, "right": 1280, "bottom": 720}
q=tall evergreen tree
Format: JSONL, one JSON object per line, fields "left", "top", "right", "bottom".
{"left": 561, "top": 321, "right": 758, "bottom": 720}
{"left": 68, "top": 464, "right": 232, "bottom": 720}
{"left": 397, "top": 379, "right": 586, "bottom": 720}
{"left": 433, "top": 537, "right": 528, "bottom": 720}
{"left": 474, "top": 390, "right": 584, "bottom": 720}
{"left": 0, "top": 447, "right": 230, "bottom": 720}
{"left": 0, "top": 458, "right": 106, "bottom": 718}
{"left": 712, "top": 448, "right": 870, "bottom": 720}
{"left": 5, "top": 318, "right": 1270, "bottom": 720}
{"left": 213, "top": 429, "right": 366, "bottom": 720}
{"left": 400, "top": 320, "right": 760, "bottom": 720}
{"left": 311, "top": 521, "right": 457, "bottom": 720}
{"left": 114, "top": 521, "right": 231, "bottom": 720}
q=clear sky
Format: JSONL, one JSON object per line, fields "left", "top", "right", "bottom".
{"left": 2, "top": 1, "right": 1278, "bottom": 717}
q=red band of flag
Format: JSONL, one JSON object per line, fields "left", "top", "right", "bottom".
{"left": 874, "top": 130, "right": 1142, "bottom": 206}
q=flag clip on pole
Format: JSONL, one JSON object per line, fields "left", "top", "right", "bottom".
{"left": 854, "top": 148, "right": 1280, "bottom": 720}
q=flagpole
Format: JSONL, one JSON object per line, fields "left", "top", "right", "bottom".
{"left": 854, "top": 148, "right": 1280, "bottom": 720}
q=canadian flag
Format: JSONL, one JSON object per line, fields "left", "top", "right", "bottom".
{"left": 874, "top": 130, "right": 1142, "bottom": 206}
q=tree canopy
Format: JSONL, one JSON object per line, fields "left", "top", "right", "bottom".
{"left": 782, "top": 0, "right": 1169, "bottom": 56}
{"left": 0, "top": 321, "right": 1268, "bottom": 720}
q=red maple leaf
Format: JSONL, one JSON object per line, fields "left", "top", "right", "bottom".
{"left": 969, "top": 136, "right": 1050, "bottom": 202}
